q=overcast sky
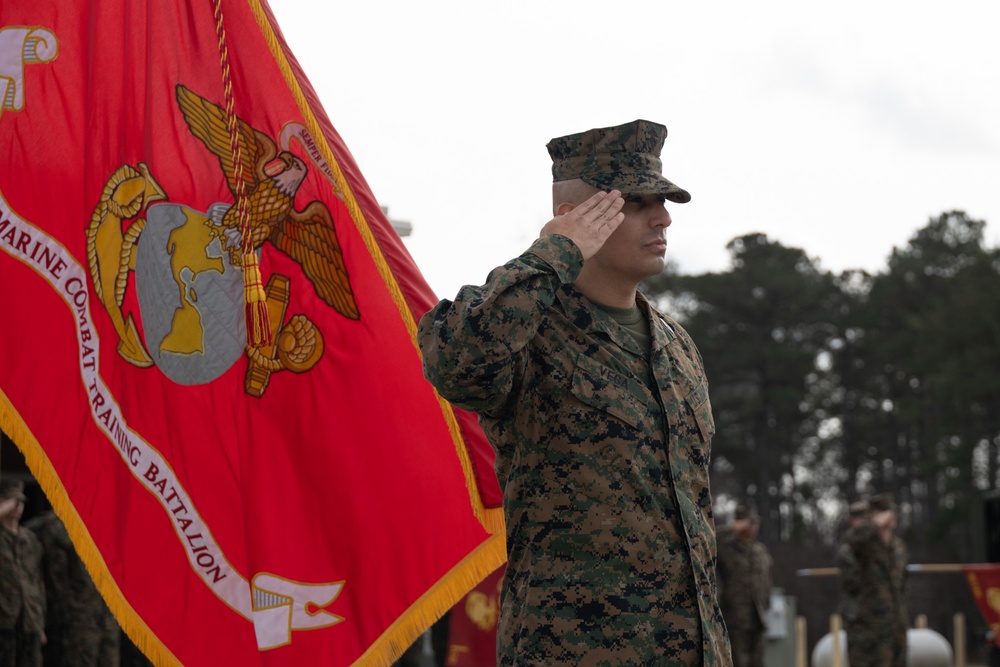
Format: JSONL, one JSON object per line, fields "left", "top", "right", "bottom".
{"left": 269, "top": 0, "right": 1000, "bottom": 299}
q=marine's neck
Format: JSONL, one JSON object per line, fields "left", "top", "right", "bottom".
{"left": 574, "top": 268, "right": 638, "bottom": 309}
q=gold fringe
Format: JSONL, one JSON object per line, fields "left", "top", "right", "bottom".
{"left": 245, "top": 0, "right": 506, "bottom": 537}
{"left": 4, "top": 386, "right": 506, "bottom": 667}
{"left": 3, "top": 5, "right": 508, "bottom": 666}
{"left": 354, "top": 533, "right": 507, "bottom": 667}
{"left": 2, "top": 393, "right": 503, "bottom": 667}
{"left": 0, "top": 390, "right": 182, "bottom": 667}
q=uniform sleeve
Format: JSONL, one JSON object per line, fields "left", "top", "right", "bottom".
{"left": 845, "top": 521, "right": 880, "bottom": 559}
{"left": 24, "top": 530, "right": 47, "bottom": 627}
{"left": 713, "top": 527, "right": 734, "bottom": 601}
{"left": 758, "top": 543, "right": 773, "bottom": 611}
{"left": 46, "top": 522, "right": 74, "bottom": 625}
{"left": 836, "top": 538, "right": 863, "bottom": 620}
{"left": 417, "top": 234, "right": 583, "bottom": 415}
{"left": 894, "top": 538, "right": 909, "bottom": 589}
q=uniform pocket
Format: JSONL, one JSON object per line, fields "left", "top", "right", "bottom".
{"left": 687, "top": 381, "right": 716, "bottom": 441}
{"left": 570, "top": 355, "right": 648, "bottom": 429}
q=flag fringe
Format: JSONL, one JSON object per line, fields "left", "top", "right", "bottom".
{"left": 4, "top": 43, "right": 506, "bottom": 643}
{"left": 245, "top": 0, "right": 505, "bottom": 537}
{"left": 3, "top": 389, "right": 503, "bottom": 667}
{"left": 0, "top": 2, "right": 508, "bottom": 662}
{"left": 4, "top": 390, "right": 505, "bottom": 667}
{"left": 355, "top": 533, "right": 507, "bottom": 667}
{"left": 0, "top": 391, "right": 182, "bottom": 667}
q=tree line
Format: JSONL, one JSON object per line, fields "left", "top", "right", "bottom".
{"left": 645, "top": 210, "right": 999, "bottom": 562}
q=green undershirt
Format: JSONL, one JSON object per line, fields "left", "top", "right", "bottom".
{"left": 593, "top": 301, "right": 652, "bottom": 359}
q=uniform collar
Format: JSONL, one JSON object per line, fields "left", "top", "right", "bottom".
{"left": 643, "top": 292, "right": 679, "bottom": 351}
{"left": 555, "top": 287, "right": 677, "bottom": 355}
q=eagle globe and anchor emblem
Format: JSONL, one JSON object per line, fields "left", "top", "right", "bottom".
{"left": 86, "top": 84, "right": 359, "bottom": 396}
{"left": 83, "top": 83, "right": 360, "bottom": 648}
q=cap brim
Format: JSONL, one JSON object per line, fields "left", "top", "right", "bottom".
{"left": 582, "top": 173, "right": 690, "bottom": 203}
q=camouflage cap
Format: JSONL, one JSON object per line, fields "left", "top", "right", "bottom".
{"left": 847, "top": 500, "right": 870, "bottom": 519}
{"left": 546, "top": 119, "right": 691, "bottom": 203}
{"left": 848, "top": 500, "right": 869, "bottom": 518}
{"left": 868, "top": 493, "right": 896, "bottom": 512}
{"left": 0, "top": 478, "right": 26, "bottom": 502}
{"left": 733, "top": 504, "right": 759, "bottom": 522}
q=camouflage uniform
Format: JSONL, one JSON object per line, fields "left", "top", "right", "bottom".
{"left": 25, "top": 511, "right": 120, "bottom": 667}
{"left": 0, "top": 487, "right": 45, "bottom": 667}
{"left": 716, "top": 526, "right": 771, "bottom": 667}
{"left": 419, "top": 234, "right": 729, "bottom": 665}
{"left": 837, "top": 521, "right": 908, "bottom": 667}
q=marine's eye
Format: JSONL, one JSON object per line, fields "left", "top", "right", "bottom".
{"left": 623, "top": 194, "right": 668, "bottom": 206}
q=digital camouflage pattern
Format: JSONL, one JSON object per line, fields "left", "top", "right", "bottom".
{"left": 716, "top": 528, "right": 772, "bottom": 667}
{"left": 0, "top": 521, "right": 45, "bottom": 666}
{"left": 25, "top": 511, "right": 120, "bottom": 667}
{"left": 546, "top": 119, "right": 691, "bottom": 203}
{"left": 837, "top": 522, "right": 908, "bottom": 667}
{"left": 418, "top": 235, "right": 730, "bottom": 666}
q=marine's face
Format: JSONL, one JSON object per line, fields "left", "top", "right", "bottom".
{"left": 587, "top": 193, "right": 672, "bottom": 284}
{"left": 2, "top": 497, "right": 24, "bottom": 523}
{"left": 882, "top": 509, "right": 898, "bottom": 530}
{"left": 733, "top": 518, "right": 756, "bottom": 540}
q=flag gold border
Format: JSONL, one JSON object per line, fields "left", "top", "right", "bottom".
{"left": 245, "top": 2, "right": 508, "bottom": 665}
{"left": 243, "top": 2, "right": 505, "bottom": 538}
{"left": 1, "top": 1, "right": 508, "bottom": 664}
{"left": 0, "top": 389, "right": 182, "bottom": 667}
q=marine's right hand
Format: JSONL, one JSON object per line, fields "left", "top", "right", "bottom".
{"left": 539, "top": 190, "right": 625, "bottom": 261}
{"left": 0, "top": 498, "right": 16, "bottom": 519}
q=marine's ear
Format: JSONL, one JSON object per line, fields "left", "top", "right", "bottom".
{"left": 555, "top": 201, "right": 575, "bottom": 216}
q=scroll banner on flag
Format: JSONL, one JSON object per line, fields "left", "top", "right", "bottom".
{"left": 0, "top": 1, "right": 505, "bottom": 665}
{"left": 965, "top": 564, "right": 1000, "bottom": 648}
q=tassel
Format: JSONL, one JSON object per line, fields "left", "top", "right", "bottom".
{"left": 243, "top": 252, "right": 272, "bottom": 348}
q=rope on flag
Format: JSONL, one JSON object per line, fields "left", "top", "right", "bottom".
{"left": 212, "top": 0, "right": 271, "bottom": 348}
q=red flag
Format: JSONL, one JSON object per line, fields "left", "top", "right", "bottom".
{"left": 445, "top": 565, "right": 504, "bottom": 667}
{"left": 965, "top": 564, "right": 1000, "bottom": 648}
{"left": 0, "top": 1, "right": 505, "bottom": 665}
